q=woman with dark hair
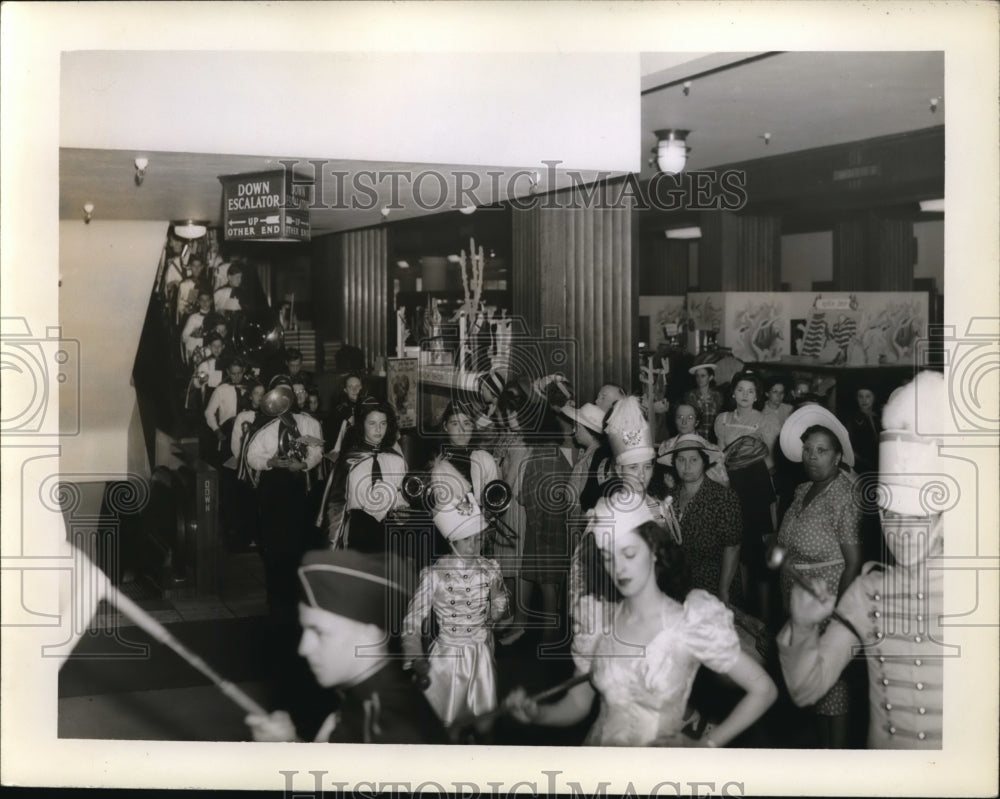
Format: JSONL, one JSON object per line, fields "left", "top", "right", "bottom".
{"left": 326, "top": 398, "right": 409, "bottom": 552}
{"left": 776, "top": 406, "right": 863, "bottom": 747}
{"left": 659, "top": 434, "right": 743, "bottom": 608}
{"left": 431, "top": 401, "right": 499, "bottom": 505}
{"left": 684, "top": 364, "right": 724, "bottom": 442}
{"left": 847, "top": 386, "right": 881, "bottom": 476}
{"left": 506, "top": 493, "right": 777, "bottom": 746}
{"left": 713, "top": 371, "right": 781, "bottom": 623}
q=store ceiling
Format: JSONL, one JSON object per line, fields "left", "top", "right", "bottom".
{"left": 59, "top": 51, "right": 944, "bottom": 236}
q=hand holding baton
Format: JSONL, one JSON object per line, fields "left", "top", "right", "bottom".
{"left": 448, "top": 672, "right": 592, "bottom": 732}
{"left": 766, "top": 544, "right": 863, "bottom": 642}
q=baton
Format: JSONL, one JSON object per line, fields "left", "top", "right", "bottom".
{"left": 448, "top": 671, "right": 592, "bottom": 731}
{"left": 106, "top": 583, "right": 268, "bottom": 717}
{"left": 766, "top": 545, "right": 863, "bottom": 642}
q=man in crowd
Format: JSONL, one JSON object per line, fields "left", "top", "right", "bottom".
{"left": 245, "top": 549, "right": 444, "bottom": 744}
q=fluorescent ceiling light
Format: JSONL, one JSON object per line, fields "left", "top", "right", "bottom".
{"left": 665, "top": 226, "right": 702, "bottom": 239}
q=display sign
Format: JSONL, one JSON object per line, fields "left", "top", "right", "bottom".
{"left": 218, "top": 169, "right": 313, "bottom": 242}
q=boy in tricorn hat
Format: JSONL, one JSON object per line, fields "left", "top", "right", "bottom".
{"left": 778, "top": 371, "right": 951, "bottom": 748}
{"left": 245, "top": 549, "right": 444, "bottom": 743}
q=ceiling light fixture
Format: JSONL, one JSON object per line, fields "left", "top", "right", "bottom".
{"left": 919, "top": 198, "right": 944, "bottom": 213}
{"left": 172, "top": 220, "right": 209, "bottom": 240}
{"left": 134, "top": 157, "right": 149, "bottom": 186}
{"left": 665, "top": 226, "right": 701, "bottom": 240}
{"left": 83, "top": 203, "right": 94, "bottom": 224}
{"left": 653, "top": 129, "right": 690, "bottom": 174}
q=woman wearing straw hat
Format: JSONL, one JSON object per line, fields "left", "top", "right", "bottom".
{"left": 775, "top": 404, "right": 863, "bottom": 747}
{"left": 506, "top": 491, "right": 777, "bottom": 747}
{"left": 658, "top": 434, "right": 743, "bottom": 609}
{"left": 684, "top": 361, "right": 724, "bottom": 443}
{"left": 560, "top": 402, "right": 613, "bottom": 513}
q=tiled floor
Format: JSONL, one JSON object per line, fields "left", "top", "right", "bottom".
{"left": 93, "top": 551, "right": 268, "bottom": 629}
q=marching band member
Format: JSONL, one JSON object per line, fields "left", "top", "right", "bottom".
{"left": 244, "top": 376, "right": 324, "bottom": 615}
{"left": 246, "top": 549, "right": 444, "bottom": 744}
{"left": 402, "top": 485, "right": 509, "bottom": 733}
{"left": 778, "top": 371, "right": 950, "bottom": 748}
{"left": 326, "top": 399, "right": 409, "bottom": 552}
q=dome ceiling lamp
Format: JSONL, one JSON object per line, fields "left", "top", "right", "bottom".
{"left": 172, "top": 220, "right": 209, "bottom": 240}
{"left": 652, "top": 129, "right": 690, "bottom": 174}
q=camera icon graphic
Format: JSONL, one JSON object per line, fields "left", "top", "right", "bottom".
{"left": 1, "top": 317, "right": 81, "bottom": 436}
{"left": 914, "top": 319, "right": 999, "bottom": 439}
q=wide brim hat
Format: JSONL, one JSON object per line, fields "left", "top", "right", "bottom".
{"left": 587, "top": 491, "right": 655, "bottom": 551}
{"left": 688, "top": 362, "right": 717, "bottom": 376}
{"left": 298, "top": 549, "right": 413, "bottom": 630}
{"left": 657, "top": 433, "right": 725, "bottom": 467}
{"left": 605, "top": 396, "right": 655, "bottom": 466}
{"left": 780, "top": 404, "right": 855, "bottom": 468}
{"left": 561, "top": 402, "right": 606, "bottom": 436}
{"left": 878, "top": 370, "right": 951, "bottom": 517}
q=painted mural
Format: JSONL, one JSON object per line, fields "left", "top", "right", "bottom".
{"left": 638, "top": 295, "right": 687, "bottom": 346}
{"left": 685, "top": 292, "right": 928, "bottom": 366}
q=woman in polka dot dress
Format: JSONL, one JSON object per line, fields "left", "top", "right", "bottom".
{"left": 776, "top": 408, "right": 862, "bottom": 747}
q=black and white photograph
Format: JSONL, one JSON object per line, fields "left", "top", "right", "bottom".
{"left": 1, "top": 2, "right": 998, "bottom": 796}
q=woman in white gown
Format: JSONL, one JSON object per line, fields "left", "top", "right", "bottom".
{"left": 506, "top": 492, "right": 777, "bottom": 747}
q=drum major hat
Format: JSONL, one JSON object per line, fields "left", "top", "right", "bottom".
{"left": 606, "top": 396, "right": 655, "bottom": 466}
{"left": 587, "top": 492, "right": 655, "bottom": 551}
{"left": 878, "top": 370, "right": 952, "bottom": 517}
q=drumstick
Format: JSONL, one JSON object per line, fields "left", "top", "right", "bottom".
{"left": 448, "top": 671, "right": 591, "bottom": 730}
{"left": 107, "top": 584, "right": 268, "bottom": 717}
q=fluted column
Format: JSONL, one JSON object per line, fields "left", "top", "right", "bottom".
{"left": 340, "top": 227, "right": 388, "bottom": 364}
{"left": 511, "top": 185, "right": 634, "bottom": 401}
{"left": 834, "top": 212, "right": 916, "bottom": 291}
{"left": 699, "top": 211, "right": 781, "bottom": 291}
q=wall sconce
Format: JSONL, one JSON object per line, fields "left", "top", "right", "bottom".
{"left": 134, "top": 157, "right": 149, "bottom": 186}
{"left": 665, "top": 226, "right": 701, "bottom": 240}
{"left": 83, "top": 203, "right": 94, "bottom": 224}
{"left": 928, "top": 97, "right": 939, "bottom": 114}
{"left": 380, "top": 206, "right": 391, "bottom": 218}
{"left": 682, "top": 81, "right": 692, "bottom": 97}
{"left": 919, "top": 198, "right": 944, "bottom": 213}
{"left": 653, "top": 129, "right": 690, "bottom": 174}
{"left": 172, "top": 220, "right": 208, "bottom": 240}
{"left": 459, "top": 204, "right": 477, "bottom": 215}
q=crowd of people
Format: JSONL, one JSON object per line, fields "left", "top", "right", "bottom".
{"left": 220, "top": 323, "right": 950, "bottom": 754}
{"left": 152, "top": 238, "right": 945, "bottom": 751}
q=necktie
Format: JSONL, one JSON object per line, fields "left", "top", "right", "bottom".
{"left": 370, "top": 447, "right": 383, "bottom": 486}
